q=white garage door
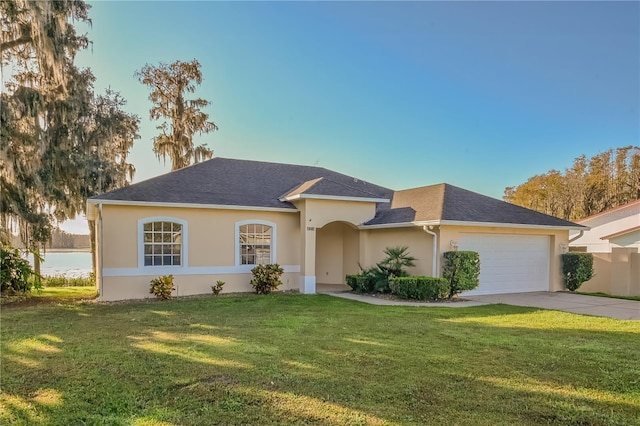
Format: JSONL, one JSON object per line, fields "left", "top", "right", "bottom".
{"left": 457, "top": 234, "right": 550, "bottom": 295}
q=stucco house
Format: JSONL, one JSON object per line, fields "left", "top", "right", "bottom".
{"left": 569, "top": 200, "right": 640, "bottom": 296}
{"left": 87, "top": 158, "right": 585, "bottom": 301}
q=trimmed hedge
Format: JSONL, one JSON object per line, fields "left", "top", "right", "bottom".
{"left": 389, "top": 276, "right": 450, "bottom": 301}
{"left": 561, "top": 253, "right": 594, "bottom": 291}
{"left": 346, "top": 274, "right": 374, "bottom": 293}
{"left": 442, "top": 251, "right": 480, "bottom": 299}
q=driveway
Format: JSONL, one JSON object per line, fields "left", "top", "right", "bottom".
{"left": 466, "top": 292, "right": 640, "bottom": 320}
{"left": 325, "top": 291, "right": 640, "bottom": 320}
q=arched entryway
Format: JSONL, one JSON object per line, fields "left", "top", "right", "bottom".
{"left": 315, "top": 221, "right": 360, "bottom": 292}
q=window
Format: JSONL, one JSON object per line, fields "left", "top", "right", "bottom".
{"left": 143, "top": 221, "right": 183, "bottom": 266}
{"left": 239, "top": 223, "right": 273, "bottom": 265}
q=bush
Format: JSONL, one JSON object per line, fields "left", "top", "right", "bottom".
{"left": 1, "top": 247, "right": 40, "bottom": 294}
{"left": 251, "top": 264, "right": 284, "bottom": 294}
{"left": 44, "top": 274, "right": 95, "bottom": 287}
{"left": 346, "top": 274, "right": 373, "bottom": 293}
{"left": 150, "top": 275, "right": 175, "bottom": 300}
{"left": 211, "top": 280, "right": 225, "bottom": 295}
{"left": 389, "top": 276, "right": 450, "bottom": 301}
{"left": 442, "top": 251, "right": 480, "bottom": 299}
{"left": 561, "top": 253, "right": 594, "bottom": 291}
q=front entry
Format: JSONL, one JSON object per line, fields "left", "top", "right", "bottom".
{"left": 315, "top": 222, "right": 360, "bottom": 291}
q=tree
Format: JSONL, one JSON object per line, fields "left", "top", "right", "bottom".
{"left": 1, "top": 0, "right": 139, "bottom": 274}
{"left": 504, "top": 147, "right": 640, "bottom": 221}
{"left": 135, "top": 59, "right": 218, "bottom": 171}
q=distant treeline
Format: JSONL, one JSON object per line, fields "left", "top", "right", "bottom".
{"left": 504, "top": 146, "right": 640, "bottom": 221}
{"left": 10, "top": 228, "right": 90, "bottom": 250}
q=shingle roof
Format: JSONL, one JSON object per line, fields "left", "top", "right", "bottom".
{"left": 365, "top": 183, "right": 585, "bottom": 228}
{"left": 91, "top": 157, "right": 393, "bottom": 209}
{"left": 91, "top": 158, "right": 584, "bottom": 229}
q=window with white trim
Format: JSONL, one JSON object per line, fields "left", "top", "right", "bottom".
{"left": 239, "top": 223, "right": 272, "bottom": 265}
{"left": 143, "top": 221, "right": 183, "bottom": 266}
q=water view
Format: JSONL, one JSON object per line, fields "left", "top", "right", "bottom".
{"left": 28, "top": 251, "right": 93, "bottom": 277}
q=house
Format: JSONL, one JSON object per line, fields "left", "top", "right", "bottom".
{"left": 87, "top": 158, "right": 585, "bottom": 301}
{"left": 569, "top": 200, "right": 640, "bottom": 296}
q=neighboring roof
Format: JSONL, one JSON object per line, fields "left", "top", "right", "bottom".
{"left": 578, "top": 199, "right": 640, "bottom": 223}
{"left": 90, "top": 157, "right": 393, "bottom": 209}
{"left": 600, "top": 225, "right": 640, "bottom": 240}
{"left": 365, "top": 183, "right": 586, "bottom": 229}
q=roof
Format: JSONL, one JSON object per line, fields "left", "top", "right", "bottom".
{"left": 600, "top": 225, "right": 640, "bottom": 240}
{"left": 90, "top": 157, "right": 393, "bottom": 209}
{"left": 365, "top": 183, "right": 585, "bottom": 229}
{"left": 578, "top": 199, "right": 640, "bottom": 223}
{"left": 90, "top": 158, "right": 584, "bottom": 230}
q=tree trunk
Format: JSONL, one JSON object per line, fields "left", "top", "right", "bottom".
{"left": 88, "top": 220, "right": 97, "bottom": 274}
{"left": 33, "top": 247, "right": 41, "bottom": 277}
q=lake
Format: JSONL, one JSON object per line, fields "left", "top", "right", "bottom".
{"left": 28, "top": 251, "right": 93, "bottom": 277}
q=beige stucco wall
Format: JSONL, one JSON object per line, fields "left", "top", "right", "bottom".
{"left": 101, "top": 205, "right": 300, "bottom": 269}
{"left": 97, "top": 204, "right": 301, "bottom": 301}
{"left": 439, "top": 225, "right": 569, "bottom": 292}
{"left": 360, "top": 227, "right": 434, "bottom": 277}
{"left": 579, "top": 253, "right": 612, "bottom": 294}
{"left": 101, "top": 272, "right": 300, "bottom": 302}
{"left": 580, "top": 249, "right": 640, "bottom": 296}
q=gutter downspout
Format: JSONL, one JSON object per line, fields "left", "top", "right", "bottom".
{"left": 422, "top": 226, "right": 439, "bottom": 277}
{"left": 568, "top": 230, "right": 584, "bottom": 244}
{"left": 98, "top": 203, "right": 104, "bottom": 300}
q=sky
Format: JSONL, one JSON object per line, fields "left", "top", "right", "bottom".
{"left": 61, "top": 0, "right": 639, "bottom": 234}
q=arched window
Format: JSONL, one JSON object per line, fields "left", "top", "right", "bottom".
{"left": 139, "top": 217, "right": 187, "bottom": 267}
{"left": 236, "top": 220, "right": 276, "bottom": 266}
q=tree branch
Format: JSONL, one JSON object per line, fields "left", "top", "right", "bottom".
{"left": 1, "top": 35, "right": 33, "bottom": 52}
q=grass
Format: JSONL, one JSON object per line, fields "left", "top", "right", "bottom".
{"left": 576, "top": 291, "right": 640, "bottom": 302}
{"left": 1, "top": 294, "right": 639, "bottom": 425}
{"left": 42, "top": 274, "right": 95, "bottom": 287}
{"left": 1, "top": 286, "right": 98, "bottom": 306}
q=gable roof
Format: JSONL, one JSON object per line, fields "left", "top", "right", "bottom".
{"left": 90, "top": 157, "right": 393, "bottom": 209}
{"left": 365, "top": 183, "right": 585, "bottom": 229}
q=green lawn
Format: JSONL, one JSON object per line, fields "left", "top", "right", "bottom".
{"left": 576, "top": 291, "right": 640, "bottom": 302}
{"left": 1, "top": 286, "right": 97, "bottom": 307}
{"left": 1, "top": 294, "right": 639, "bottom": 425}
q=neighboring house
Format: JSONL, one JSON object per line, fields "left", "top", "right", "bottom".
{"left": 87, "top": 158, "right": 585, "bottom": 301}
{"left": 569, "top": 200, "right": 640, "bottom": 296}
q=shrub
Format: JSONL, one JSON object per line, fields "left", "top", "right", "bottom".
{"left": 150, "top": 275, "right": 175, "bottom": 300}
{"left": 250, "top": 264, "right": 284, "bottom": 294}
{"left": 442, "top": 251, "right": 480, "bottom": 299}
{"left": 346, "top": 274, "right": 372, "bottom": 293}
{"left": 1, "top": 247, "right": 40, "bottom": 294}
{"left": 389, "top": 276, "right": 450, "bottom": 301}
{"left": 211, "top": 280, "right": 225, "bottom": 295}
{"left": 44, "top": 274, "right": 95, "bottom": 287}
{"left": 561, "top": 253, "right": 594, "bottom": 291}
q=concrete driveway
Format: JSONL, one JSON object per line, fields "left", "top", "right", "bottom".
{"left": 466, "top": 292, "right": 640, "bottom": 320}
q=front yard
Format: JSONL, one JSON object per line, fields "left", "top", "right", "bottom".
{"left": 1, "top": 294, "right": 638, "bottom": 425}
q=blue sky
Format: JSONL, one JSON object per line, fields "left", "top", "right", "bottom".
{"left": 63, "top": 1, "right": 639, "bottom": 233}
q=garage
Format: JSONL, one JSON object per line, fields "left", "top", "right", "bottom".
{"left": 457, "top": 234, "right": 550, "bottom": 295}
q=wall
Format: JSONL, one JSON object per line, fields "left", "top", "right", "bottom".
{"left": 98, "top": 204, "right": 301, "bottom": 301}
{"left": 361, "top": 227, "right": 434, "bottom": 276}
{"left": 581, "top": 249, "right": 640, "bottom": 296}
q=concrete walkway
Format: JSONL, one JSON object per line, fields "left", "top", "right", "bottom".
{"left": 326, "top": 291, "right": 640, "bottom": 320}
